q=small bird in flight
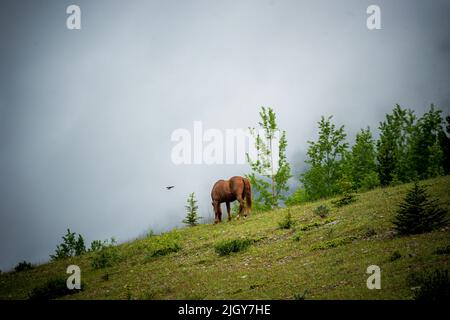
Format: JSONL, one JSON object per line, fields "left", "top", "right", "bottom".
{"left": 166, "top": 186, "right": 175, "bottom": 190}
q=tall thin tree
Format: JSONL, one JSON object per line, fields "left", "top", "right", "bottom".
{"left": 376, "top": 104, "right": 416, "bottom": 185}
{"left": 300, "top": 116, "right": 349, "bottom": 200}
{"left": 246, "top": 107, "right": 292, "bottom": 211}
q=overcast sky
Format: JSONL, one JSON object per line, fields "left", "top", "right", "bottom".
{"left": 0, "top": 0, "right": 449, "bottom": 271}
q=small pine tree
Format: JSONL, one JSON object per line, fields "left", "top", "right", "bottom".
{"left": 332, "top": 176, "right": 357, "bottom": 207}
{"left": 183, "top": 192, "right": 201, "bottom": 226}
{"left": 393, "top": 182, "right": 448, "bottom": 235}
{"left": 278, "top": 210, "right": 294, "bottom": 229}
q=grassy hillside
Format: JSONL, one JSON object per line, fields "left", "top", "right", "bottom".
{"left": 1, "top": 176, "right": 449, "bottom": 300}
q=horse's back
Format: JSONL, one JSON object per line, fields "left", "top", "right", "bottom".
{"left": 211, "top": 176, "right": 249, "bottom": 202}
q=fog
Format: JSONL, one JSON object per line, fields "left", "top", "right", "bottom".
{"left": 0, "top": 0, "right": 449, "bottom": 270}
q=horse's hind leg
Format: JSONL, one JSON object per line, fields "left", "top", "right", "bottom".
{"left": 218, "top": 203, "right": 223, "bottom": 222}
{"left": 213, "top": 201, "right": 221, "bottom": 224}
{"left": 243, "top": 197, "right": 248, "bottom": 218}
{"left": 213, "top": 201, "right": 218, "bottom": 224}
{"left": 236, "top": 196, "right": 245, "bottom": 219}
{"left": 226, "top": 202, "right": 232, "bottom": 221}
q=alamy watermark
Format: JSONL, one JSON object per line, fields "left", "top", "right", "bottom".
{"left": 66, "top": 265, "right": 81, "bottom": 290}
{"left": 65, "top": 5, "right": 382, "bottom": 33}
{"left": 170, "top": 121, "right": 280, "bottom": 172}
{"left": 366, "top": 265, "right": 381, "bottom": 289}
{"left": 66, "top": 5, "right": 81, "bottom": 30}
{"left": 367, "top": 5, "right": 381, "bottom": 30}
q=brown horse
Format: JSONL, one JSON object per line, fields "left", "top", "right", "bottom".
{"left": 211, "top": 176, "right": 252, "bottom": 224}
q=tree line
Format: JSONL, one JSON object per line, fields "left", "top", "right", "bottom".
{"left": 181, "top": 103, "right": 449, "bottom": 225}
{"left": 246, "top": 104, "right": 450, "bottom": 209}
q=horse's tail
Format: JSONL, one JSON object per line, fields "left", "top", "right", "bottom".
{"left": 243, "top": 177, "right": 252, "bottom": 213}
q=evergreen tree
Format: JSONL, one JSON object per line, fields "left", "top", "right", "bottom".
{"left": 300, "top": 116, "right": 348, "bottom": 200}
{"left": 246, "top": 107, "right": 292, "bottom": 210}
{"left": 348, "top": 127, "right": 378, "bottom": 190}
{"left": 393, "top": 182, "right": 448, "bottom": 235}
{"left": 376, "top": 104, "right": 416, "bottom": 185}
{"left": 376, "top": 130, "right": 396, "bottom": 186}
{"left": 183, "top": 192, "right": 201, "bottom": 226}
{"left": 439, "top": 115, "right": 450, "bottom": 175}
{"left": 332, "top": 175, "right": 357, "bottom": 207}
{"left": 410, "top": 104, "right": 444, "bottom": 179}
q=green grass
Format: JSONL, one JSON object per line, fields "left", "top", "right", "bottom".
{"left": 434, "top": 245, "right": 450, "bottom": 255}
{"left": 144, "top": 232, "right": 182, "bottom": 259}
{"left": 0, "top": 175, "right": 449, "bottom": 300}
{"left": 309, "top": 236, "right": 358, "bottom": 251}
{"left": 298, "top": 217, "right": 335, "bottom": 231}
{"left": 214, "top": 238, "right": 254, "bottom": 256}
{"left": 28, "top": 278, "right": 83, "bottom": 300}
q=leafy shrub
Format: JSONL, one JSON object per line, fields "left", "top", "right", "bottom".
{"left": 145, "top": 232, "right": 181, "bottom": 259}
{"left": 146, "top": 242, "right": 180, "bottom": 258}
{"left": 310, "top": 236, "right": 357, "bottom": 251}
{"left": 389, "top": 251, "right": 402, "bottom": 262}
{"left": 278, "top": 211, "right": 294, "bottom": 229}
{"left": 298, "top": 217, "right": 334, "bottom": 231}
{"left": 28, "top": 278, "right": 82, "bottom": 300}
{"left": 408, "top": 269, "right": 450, "bottom": 301}
{"left": 434, "top": 245, "right": 450, "bottom": 255}
{"left": 89, "top": 240, "right": 105, "bottom": 252}
{"left": 292, "top": 232, "right": 302, "bottom": 242}
{"left": 14, "top": 261, "right": 33, "bottom": 272}
{"left": 91, "top": 247, "right": 119, "bottom": 269}
{"left": 393, "top": 182, "right": 448, "bottom": 235}
{"left": 313, "top": 205, "right": 329, "bottom": 218}
{"left": 51, "top": 229, "right": 86, "bottom": 261}
{"left": 91, "top": 238, "right": 119, "bottom": 269}
{"left": 332, "top": 193, "right": 357, "bottom": 208}
{"left": 214, "top": 238, "right": 253, "bottom": 256}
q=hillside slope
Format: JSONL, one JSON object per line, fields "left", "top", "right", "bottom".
{"left": 1, "top": 176, "right": 449, "bottom": 300}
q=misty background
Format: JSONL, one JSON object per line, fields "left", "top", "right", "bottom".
{"left": 0, "top": 0, "right": 449, "bottom": 271}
